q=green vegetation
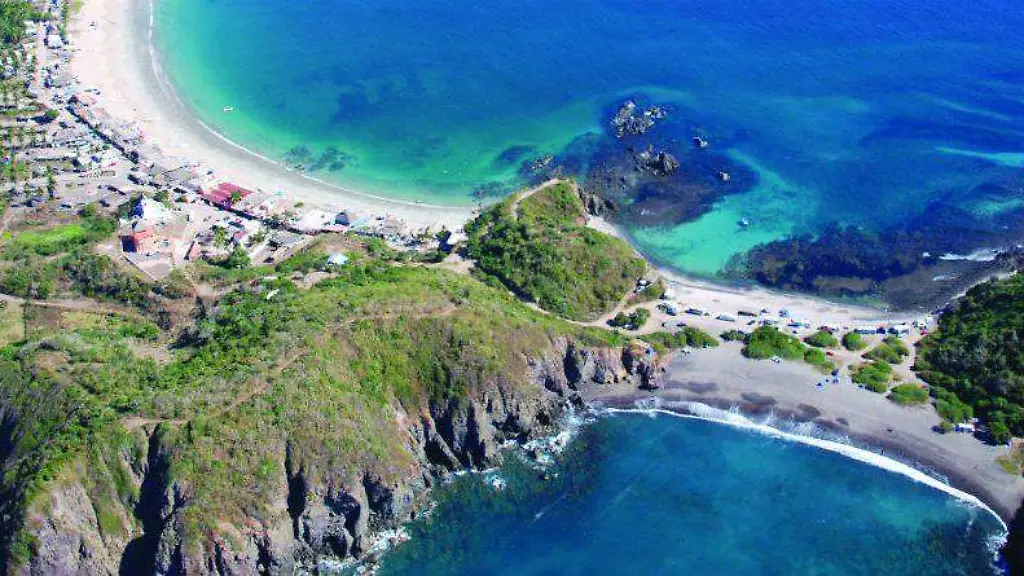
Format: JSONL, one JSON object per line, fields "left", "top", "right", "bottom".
{"left": 465, "top": 181, "right": 645, "bottom": 321}
{"left": 888, "top": 383, "right": 929, "bottom": 405}
{"left": 0, "top": 1, "right": 45, "bottom": 45}
{"left": 627, "top": 279, "right": 665, "bottom": 305}
{"left": 720, "top": 329, "right": 747, "bottom": 342}
{"left": 804, "top": 330, "right": 838, "bottom": 348}
{"left": 608, "top": 307, "right": 649, "bottom": 331}
{"left": 741, "top": 326, "right": 805, "bottom": 360}
{"left": 802, "top": 347, "right": 835, "bottom": 372}
{"left": 842, "top": 331, "right": 867, "bottom": 351}
{"left": 863, "top": 335, "right": 909, "bottom": 364}
{"left": 0, "top": 249, "right": 654, "bottom": 564}
{"left": 852, "top": 360, "right": 893, "bottom": 393}
{"left": 1, "top": 215, "right": 115, "bottom": 258}
{"left": 642, "top": 327, "right": 719, "bottom": 353}
{"left": 915, "top": 274, "right": 1024, "bottom": 440}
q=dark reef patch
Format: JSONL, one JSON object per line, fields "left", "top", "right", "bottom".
{"left": 726, "top": 178, "right": 1024, "bottom": 310}
{"left": 493, "top": 145, "right": 536, "bottom": 169}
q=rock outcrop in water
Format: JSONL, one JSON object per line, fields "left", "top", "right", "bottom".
{"left": 611, "top": 100, "right": 667, "bottom": 138}
{"left": 635, "top": 146, "right": 680, "bottom": 177}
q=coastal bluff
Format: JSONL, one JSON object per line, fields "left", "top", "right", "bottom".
{"left": 0, "top": 265, "right": 665, "bottom": 575}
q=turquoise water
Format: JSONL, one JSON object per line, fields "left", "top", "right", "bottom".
{"left": 379, "top": 413, "right": 1005, "bottom": 575}
{"left": 154, "top": 0, "right": 1024, "bottom": 277}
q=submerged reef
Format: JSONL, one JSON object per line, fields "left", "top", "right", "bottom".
{"left": 726, "top": 179, "right": 1024, "bottom": 309}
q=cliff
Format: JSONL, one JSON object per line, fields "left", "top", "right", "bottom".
{"left": 0, "top": 262, "right": 663, "bottom": 574}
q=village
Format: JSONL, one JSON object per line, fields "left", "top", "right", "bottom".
{"left": 1, "top": 0, "right": 441, "bottom": 281}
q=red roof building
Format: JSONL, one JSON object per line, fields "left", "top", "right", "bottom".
{"left": 200, "top": 182, "right": 254, "bottom": 208}
{"left": 120, "top": 229, "right": 159, "bottom": 253}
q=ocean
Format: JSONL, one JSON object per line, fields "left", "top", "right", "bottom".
{"left": 154, "top": 0, "right": 1024, "bottom": 297}
{"left": 378, "top": 412, "right": 1005, "bottom": 575}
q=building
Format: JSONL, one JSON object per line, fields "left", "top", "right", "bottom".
{"left": 120, "top": 229, "right": 161, "bottom": 253}
{"left": 130, "top": 198, "right": 174, "bottom": 224}
{"left": 200, "top": 182, "right": 255, "bottom": 208}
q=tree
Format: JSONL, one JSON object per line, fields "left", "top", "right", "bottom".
{"left": 213, "top": 227, "right": 229, "bottom": 248}
{"left": 45, "top": 166, "right": 55, "bottom": 199}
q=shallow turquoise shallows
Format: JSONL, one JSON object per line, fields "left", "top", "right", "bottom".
{"left": 378, "top": 413, "right": 1004, "bottom": 575}
{"left": 155, "top": 0, "right": 1024, "bottom": 276}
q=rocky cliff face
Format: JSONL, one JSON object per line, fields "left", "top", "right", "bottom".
{"left": 9, "top": 337, "right": 661, "bottom": 575}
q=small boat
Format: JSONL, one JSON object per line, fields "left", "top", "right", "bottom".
{"left": 738, "top": 217, "right": 750, "bottom": 228}
{"left": 222, "top": 106, "right": 235, "bottom": 113}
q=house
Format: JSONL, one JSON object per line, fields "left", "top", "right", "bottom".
{"left": 130, "top": 198, "right": 174, "bottom": 224}
{"left": 120, "top": 229, "right": 160, "bottom": 253}
{"left": 200, "top": 182, "right": 254, "bottom": 208}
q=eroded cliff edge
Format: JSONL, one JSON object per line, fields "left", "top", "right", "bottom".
{"left": 0, "top": 263, "right": 664, "bottom": 575}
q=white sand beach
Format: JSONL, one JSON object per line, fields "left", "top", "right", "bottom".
{"left": 68, "top": 0, "right": 475, "bottom": 232}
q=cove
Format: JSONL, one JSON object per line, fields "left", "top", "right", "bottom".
{"left": 378, "top": 412, "right": 1005, "bottom": 575}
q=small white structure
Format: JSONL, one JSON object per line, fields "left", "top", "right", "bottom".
{"left": 954, "top": 422, "right": 976, "bottom": 434}
{"left": 131, "top": 198, "right": 174, "bottom": 224}
{"left": 327, "top": 252, "right": 349, "bottom": 267}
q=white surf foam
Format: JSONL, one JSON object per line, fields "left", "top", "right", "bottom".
{"left": 602, "top": 403, "right": 1009, "bottom": 535}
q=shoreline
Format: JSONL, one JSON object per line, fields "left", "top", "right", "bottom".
{"left": 580, "top": 346, "right": 1024, "bottom": 523}
{"left": 69, "top": 0, "right": 476, "bottom": 232}
{"left": 74, "top": 0, "right": 936, "bottom": 330}
{"left": 599, "top": 406, "right": 1008, "bottom": 532}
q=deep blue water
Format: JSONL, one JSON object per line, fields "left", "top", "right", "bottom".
{"left": 379, "top": 413, "right": 1004, "bottom": 575}
{"left": 158, "top": 0, "right": 1024, "bottom": 279}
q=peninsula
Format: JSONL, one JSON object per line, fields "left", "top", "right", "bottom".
{"left": 0, "top": 0, "right": 1022, "bottom": 573}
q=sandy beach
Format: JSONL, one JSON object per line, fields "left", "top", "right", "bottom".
{"left": 581, "top": 344, "right": 1024, "bottom": 521}
{"left": 67, "top": 0, "right": 909, "bottom": 332}
{"left": 67, "top": 0, "right": 474, "bottom": 232}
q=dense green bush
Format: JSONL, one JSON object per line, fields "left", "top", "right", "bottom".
{"left": 842, "top": 331, "right": 867, "bottom": 351}
{"left": 643, "top": 327, "right": 719, "bottom": 353}
{"left": 889, "top": 383, "right": 928, "bottom": 405}
{"left": 915, "top": 274, "right": 1024, "bottom": 436}
{"left": 742, "top": 326, "right": 805, "bottom": 360}
{"left": 465, "top": 181, "right": 645, "bottom": 321}
{"left": 720, "top": 329, "right": 748, "bottom": 342}
{"left": 608, "top": 308, "right": 649, "bottom": 331}
{"left": 863, "top": 335, "right": 909, "bottom": 363}
{"left": 803, "top": 347, "right": 834, "bottom": 372}
{"left": 804, "top": 330, "right": 838, "bottom": 348}
{"left": 852, "top": 360, "right": 892, "bottom": 393}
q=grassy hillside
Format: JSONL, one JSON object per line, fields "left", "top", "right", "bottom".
{"left": 465, "top": 181, "right": 646, "bottom": 321}
{"left": 915, "top": 273, "right": 1024, "bottom": 443}
{"left": 0, "top": 253, "right": 629, "bottom": 568}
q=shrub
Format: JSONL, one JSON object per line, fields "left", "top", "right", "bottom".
{"left": 643, "top": 327, "right": 719, "bottom": 353}
{"left": 842, "top": 331, "right": 867, "bottom": 351}
{"left": 742, "top": 326, "right": 805, "bottom": 360}
{"left": 804, "top": 330, "right": 838, "bottom": 348}
{"left": 852, "top": 360, "right": 892, "bottom": 393}
{"left": 803, "top": 347, "right": 834, "bottom": 372}
{"left": 889, "top": 383, "right": 928, "bottom": 405}
{"left": 864, "top": 335, "right": 909, "bottom": 363}
{"left": 720, "top": 329, "right": 747, "bottom": 342}
{"left": 608, "top": 308, "right": 649, "bottom": 331}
